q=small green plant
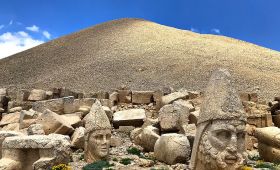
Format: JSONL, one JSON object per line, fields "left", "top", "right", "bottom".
{"left": 120, "top": 158, "right": 132, "bottom": 165}
{"left": 112, "top": 157, "right": 118, "bottom": 161}
{"left": 83, "top": 160, "right": 114, "bottom": 170}
{"left": 127, "top": 147, "right": 141, "bottom": 156}
{"left": 51, "top": 164, "right": 71, "bottom": 170}
{"left": 248, "top": 154, "right": 261, "bottom": 161}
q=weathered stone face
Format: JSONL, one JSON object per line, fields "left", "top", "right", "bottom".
{"left": 190, "top": 69, "right": 247, "bottom": 170}
{"left": 85, "top": 129, "right": 111, "bottom": 163}
{"left": 197, "top": 120, "right": 246, "bottom": 170}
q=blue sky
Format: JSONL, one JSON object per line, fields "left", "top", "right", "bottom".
{"left": 0, "top": 0, "right": 279, "bottom": 58}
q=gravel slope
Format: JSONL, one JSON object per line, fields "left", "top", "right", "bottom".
{"left": 0, "top": 18, "right": 280, "bottom": 100}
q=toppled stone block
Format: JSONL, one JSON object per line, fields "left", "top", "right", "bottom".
{"left": 62, "top": 113, "right": 82, "bottom": 128}
{"left": 0, "top": 112, "right": 21, "bottom": 127}
{"left": 255, "top": 127, "right": 280, "bottom": 162}
{"left": 28, "top": 89, "right": 47, "bottom": 101}
{"left": 133, "top": 125, "right": 160, "bottom": 152}
{"left": 113, "top": 109, "right": 146, "bottom": 128}
{"left": 174, "top": 99, "right": 195, "bottom": 112}
{"left": 36, "top": 109, "right": 74, "bottom": 135}
{"left": 0, "top": 131, "right": 24, "bottom": 159}
{"left": 32, "top": 98, "right": 64, "bottom": 114}
{"left": 158, "top": 102, "right": 189, "bottom": 132}
{"left": 154, "top": 133, "right": 191, "bottom": 165}
{"left": 0, "top": 134, "right": 71, "bottom": 170}
{"left": 189, "top": 109, "right": 200, "bottom": 125}
{"left": 161, "top": 91, "right": 189, "bottom": 105}
{"left": 117, "top": 89, "right": 131, "bottom": 103}
{"left": 2, "top": 123, "right": 20, "bottom": 131}
{"left": 153, "top": 90, "right": 163, "bottom": 111}
{"left": 132, "top": 91, "right": 154, "bottom": 104}
{"left": 71, "top": 127, "right": 85, "bottom": 149}
{"left": 27, "top": 124, "right": 45, "bottom": 135}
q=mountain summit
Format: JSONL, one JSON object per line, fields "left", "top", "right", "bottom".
{"left": 0, "top": 18, "right": 279, "bottom": 100}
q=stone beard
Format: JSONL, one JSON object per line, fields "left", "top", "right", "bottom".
{"left": 196, "top": 120, "right": 247, "bottom": 170}
{"left": 85, "top": 129, "right": 111, "bottom": 163}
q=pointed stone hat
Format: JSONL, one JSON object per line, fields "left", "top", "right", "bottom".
{"left": 198, "top": 68, "right": 247, "bottom": 124}
{"left": 84, "top": 99, "right": 111, "bottom": 134}
{"left": 190, "top": 68, "right": 247, "bottom": 170}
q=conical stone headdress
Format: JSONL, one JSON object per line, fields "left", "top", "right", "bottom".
{"left": 198, "top": 68, "right": 247, "bottom": 124}
{"left": 190, "top": 68, "right": 247, "bottom": 170}
{"left": 84, "top": 99, "right": 111, "bottom": 135}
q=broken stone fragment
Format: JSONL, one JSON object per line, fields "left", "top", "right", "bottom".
{"left": 28, "top": 89, "right": 47, "bottom": 101}
{"left": 36, "top": 109, "right": 74, "bottom": 135}
{"left": 255, "top": 127, "right": 280, "bottom": 162}
{"left": 0, "top": 131, "right": 24, "bottom": 159}
{"left": 154, "top": 133, "right": 191, "bottom": 165}
{"left": 161, "top": 91, "right": 189, "bottom": 105}
{"left": 0, "top": 112, "right": 21, "bottom": 127}
{"left": 32, "top": 98, "right": 64, "bottom": 114}
{"left": 131, "top": 91, "right": 154, "bottom": 104}
{"left": 117, "top": 89, "right": 132, "bottom": 103}
{"left": 133, "top": 125, "right": 160, "bottom": 152}
{"left": 71, "top": 127, "right": 85, "bottom": 149}
{"left": 113, "top": 109, "right": 146, "bottom": 128}
{"left": 0, "top": 134, "right": 71, "bottom": 170}
{"left": 158, "top": 102, "right": 189, "bottom": 132}
{"left": 27, "top": 124, "right": 45, "bottom": 135}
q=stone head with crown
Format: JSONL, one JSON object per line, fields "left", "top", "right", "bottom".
{"left": 84, "top": 99, "right": 112, "bottom": 163}
{"left": 190, "top": 69, "right": 247, "bottom": 170}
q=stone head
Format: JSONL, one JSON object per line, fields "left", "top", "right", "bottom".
{"left": 84, "top": 100, "right": 111, "bottom": 163}
{"left": 190, "top": 69, "right": 247, "bottom": 170}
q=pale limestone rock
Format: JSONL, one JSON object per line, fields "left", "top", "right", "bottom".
{"left": 71, "top": 127, "right": 85, "bottom": 149}
{"left": 36, "top": 109, "right": 74, "bottom": 135}
{"left": 109, "top": 92, "right": 119, "bottom": 106}
{"left": 134, "top": 125, "right": 160, "bottom": 152}
{"left": 62, "top": 113, "right": 82, "bottom": 128}
{"left": 189, "top": 109, "right": 200, "bottom": 125}
{"left": 32, "top": 98, "right": 64, "bottom": 114}
{"left": 154, "top": 133, "right": 191, "bottom": 165}
{"left": 161, "top": 91, "right": 189, "bottom": 105}
{"left": 27, "top": 124, "right": 45, "bottom": 135}
{"left": 255, "top": 127, "right": 280, "bottom": 162}
{"left": 132, "top": 91, "right": 154, "bottom": 104}
{"left": 0, "top": 131, "right": 24, "bottom": 159}
{"left": 117, "top": 89, "right": 131, "bottom": 103}
{"left": 63, "top": 96, "right": 76, "bottom": 114}
{"left": 28, "top": 89, "right": 47, "bottom": 101}
{"left": 0, "top": 134, "right": 71, "bottom": 170}
{"left": 158, "top": 102, "right": 189, "bottom": 132}
{"left": 113, "top": 109, "right": 146, "bottom": 128}
{"left": 8, "top": 107, "right": 22, "bottom": 113}
{"left": 0, "top": 112, "right": 21, "bottom": 127}
{"left": 110, "top": 136, "right": 123, "bottom": 147}
{"left": 174, "top": 99, "right": 195, "bottom": 112}
{"left": 2, "top": 123, "right": 20, "bottom": 131}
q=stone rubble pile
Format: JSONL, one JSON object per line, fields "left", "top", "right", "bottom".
{"left": 0, "top": 76, "right": 278, "bottom": 169}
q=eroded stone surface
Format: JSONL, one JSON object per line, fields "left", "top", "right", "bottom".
{"left": 154, "top": 133, "right": 191, "bottom": 165}
{"left": 84, "top": 100, "right": 112, "bottom": 163}
{"left": 190, "top": 69, "right": 247, "bottom": 170}
{"left": 0, "top": 134, "right": 71, "bottom": 170}
{"left": 113, "top": 109, "right": 146, "bottom": 128}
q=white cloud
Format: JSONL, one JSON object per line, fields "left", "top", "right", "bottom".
{"left": 9, "top": 20, "right": 13, "bottom": 25}
{"left": 0, "top": 31, "right": 44, "bottom": 59}
{"left": 42, "top": 31, "right": 51, "bottom": 39}
{"left": 211, "top": 28, "right": 221, "bottom": 34}
{"left": 0, "top": 25, "right": 4, "bottom": 30}
{"left": 26, "top": 25, "right": 40, "bottom": 32}
{"left": 190, "top": 27, "right": 199, "bottom": 33}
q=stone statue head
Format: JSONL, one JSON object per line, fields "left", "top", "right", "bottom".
{"left": 84, "top": 100, "right": 111, "bottom": 163}
{"left": 190, "top": 69, "right": 247, "bottom": 170}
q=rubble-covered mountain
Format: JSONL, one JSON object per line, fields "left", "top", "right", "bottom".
{"left": 0, "top": 18, "right": 280, "bottom": 100}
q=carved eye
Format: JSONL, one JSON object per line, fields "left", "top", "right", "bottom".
{"left": 216, "top": 130, "right": 231, "bottom": 139}
{"left": 95, "top": 135, "right": 103, "bottom": 140}
{"left": 106, "top": 134, "right": 111, "bottom": 139}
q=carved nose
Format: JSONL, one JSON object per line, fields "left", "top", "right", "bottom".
{"left": 227, "top": 134, "right": 237, "bottom": 153}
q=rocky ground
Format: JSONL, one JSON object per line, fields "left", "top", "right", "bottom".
{"left": 0, "top": 87, "right": 280, "bottom": 169}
